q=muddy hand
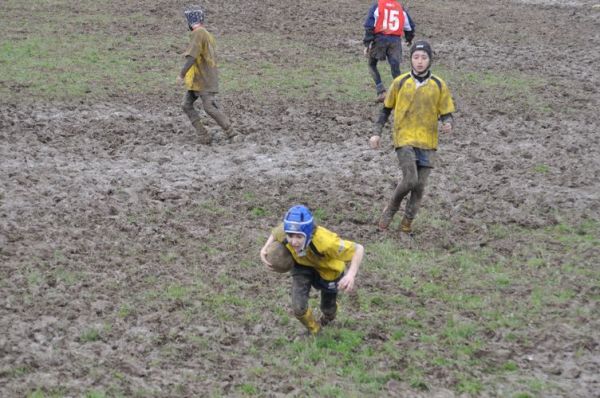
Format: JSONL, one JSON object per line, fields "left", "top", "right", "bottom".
{"left": 369, "top": 135, "right": 381, "bottom": 149}
{"left": 260, "top": 246, "right": 273, "bottom": 268}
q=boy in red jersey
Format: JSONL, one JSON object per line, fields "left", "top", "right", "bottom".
{"left": 363, "top": 0, "right": 415, "bottom": 102}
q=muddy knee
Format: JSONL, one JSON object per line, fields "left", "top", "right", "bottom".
{"left": 182, "top": 102, "right": 194, "bottom": 113}
{"left": 400, "top": 168, "right": 419, "bottom": 190}
{"left": 411, "top": 182, "right": 426, "bottom": 198}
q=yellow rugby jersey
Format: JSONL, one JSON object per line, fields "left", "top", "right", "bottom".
{"left": 383, "top": 72, "right": 455, "bottom": 150}
{"left": 184, "top": 27, "right": 219, "bottom": 92}
{"left": 272, "top": 224, "right": 357, "bottom": 281}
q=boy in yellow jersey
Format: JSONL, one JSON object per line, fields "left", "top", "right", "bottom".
{"left": 369, "top": 41, "right": 455, "bottom": 234}
{"left": 176, "top": 5, "right": 233, "bottom": 145}
{"left": 260, "top": 205, "right": 364, "bottom": 336}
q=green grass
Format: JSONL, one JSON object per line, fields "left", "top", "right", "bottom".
{"left": 80, "top": 328, "right": 101, "bottom": 343}
{"left": 533, "top": 164, "right": 550, "bottom": 174}
{"left": 0, "top": 0, "right": 564, "bottom": 114}
{"left": 11, "top": 199, "right": 598, "bottom": 397}
{"left": 0, "top": 35, "right": 178, "bottom": 100}
{"left": 435, "top": 65, "right": 552, "bottom": 114}
{"left": 17, "top": 200, "right": 597, "bottom": 396}
{"left": 219, "top": 32, "right": 375, "bottom": 102}
{"left": 1, "top": 7, "right": 374, "bottom": 102}
{"left": 6, "top": 3, "right": 518, "bottom": 106}
{"left": 221, "top": 53, "right": 373, "bottom": 102}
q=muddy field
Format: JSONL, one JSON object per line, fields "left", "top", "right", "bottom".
{"left": 1, "top": 0, "right": 599, "bottom": 397}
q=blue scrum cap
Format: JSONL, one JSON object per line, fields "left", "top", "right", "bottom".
{"left": 283, "top": 205, "right": 315, "bottom": 250}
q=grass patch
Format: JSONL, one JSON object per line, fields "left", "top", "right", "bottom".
{"left": 14, "top": 216, "right": 595, "bottom": 397}
{"left": 80, "top": 328, "right": 101, "bottom": 343}
{"left": 533, "top": 164, "right": 550, "bottom": 174}
{"left": 0, "top": 34, "right": 178, "bottom": 100}
{"left": 220, "top": 33, "right": 373, "bottom": 102}
{"left": 1, "top": 12, "right": 375, "bottom": 103}
{"left": 435, "top": 65, "right": 552, "bottom": 114}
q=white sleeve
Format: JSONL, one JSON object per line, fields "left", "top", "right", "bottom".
{"left": 403, "top": 11, "right": 412, "bottom": 31}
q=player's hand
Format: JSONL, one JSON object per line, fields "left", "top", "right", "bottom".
{"left": 259, "top": 246, "right": 273, "bottom": 267}
{"left": 369, "top": 135, "right": 381, "bottom": 149}
{"left": 176, "top": 75, "right": 184, "bottom": 85}
{"left": 404, "top": 30, "right": 415, "bottom": 47}
{"left": 441, "top": 122, "right": 452, "bottom": 133}
{"left": 363, "top": 46, "right": 370, "bottom": 58}
{"left": 338, "top": 274, "right": 356, "bottom": 292}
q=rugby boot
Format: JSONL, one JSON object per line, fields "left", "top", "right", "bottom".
{"left": 320, "top": 303, "right": 338, "bottom": 327}
{"left": 223, "top": 124, "right": 238, "bottom": 142}
{"left": 192, "top": 119, "right": 211, "bottom": 145}
{"left": 297, "top": 308, "right": 321, "bottom": 336}
{"left": 377, "top": 205, "right": 395, "bottom": 231}
{"left": 400, "top": 216, "right": 413, "bottom": 234}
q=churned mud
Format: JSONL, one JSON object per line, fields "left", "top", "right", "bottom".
{"left": 1, "top": 0, "right": 599, "bottom": 396}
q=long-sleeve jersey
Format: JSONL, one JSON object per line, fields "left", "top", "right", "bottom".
{"left": 363, "top": 1, "right": 415, "bottom": 46}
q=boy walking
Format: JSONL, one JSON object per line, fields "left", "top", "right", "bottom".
{"left": 176, "top": 5, "right": 233, "bottom": 145}
{"left": 260, "top": 205, "right": 364, "bottom": 336}
{"left": 369, "top": 41, "right": 455, "bottom": 234}
{"left": 363, "top": 0, "right": 415, "bottom": 102}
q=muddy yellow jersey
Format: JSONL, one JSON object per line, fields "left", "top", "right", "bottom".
{"left": 384, "top": 72, "right": 455, "bottom": 150}
{"left": 272, "top": 224, "right": 357, "bottom": 281}
{"left": 184, "top": 27, "right": 219, "bottom": 93}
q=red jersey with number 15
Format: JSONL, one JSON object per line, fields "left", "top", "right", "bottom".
{"left": 374, "top": 0, "right": 405, "bottom": 36}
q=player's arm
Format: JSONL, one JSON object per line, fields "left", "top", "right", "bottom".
{"left": 338, "top": 243, "right": 364, "bottom": 292}
{"left": 438, "top": 83, "right": 456, "bottom": 133}
{"left": 403, "top": 10, "right": 416, "bottom": 45}
{"left": 375, "top": 106, "right": 393, "bottom": 132}
{"left": 368, "top": 106, "right": 393, "bottom": 149}
{"left": 178, "top": 55, "right": 195, "bottom": 80}
{"left": 362, "top": 3, "right": 377, "bottom": 55}
{"left": 178, "top": 31, "right": 204, "bottom": 82}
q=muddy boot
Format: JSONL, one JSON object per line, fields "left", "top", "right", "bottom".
{"left": 192, "top": 119, "right": 211, "bottom": 145}
{"left": 320, "top": 302, "right": 338, "bottom": 327}
{"left": 377, "top": 205, "right": 396, "bottom": 231}
{"left": 223, "top": 124, "right": 238, "bottom": 142}
{"left": 320, "top": 312, "right": 336, "bottom": 328}
{"left": 297, "top": 308, "right": 321, "bottom": 336}
{"left": 400, "top": 216, "right": 413, "bottom": 234}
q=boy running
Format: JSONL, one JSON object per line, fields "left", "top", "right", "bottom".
{"left": 260, "top": 205, "right": 364, "bottom": 336}
{"left": 370, "top": 41, "right": 456, "bottom": 234}
{"left": 363, "top": 0, "right": 415, "bottom": 102}
{"left": 176, "top": 5, "right": 233, "bottom": 145}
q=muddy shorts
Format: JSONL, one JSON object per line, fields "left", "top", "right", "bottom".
{"left": 369, "top": 37, "right": 402, "bottom": 62}
{"left": 291, "top": 264, "right": 342, "bottom": 293}
{"left": 397, "top": 146, "right": 437, "bottom": 168}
